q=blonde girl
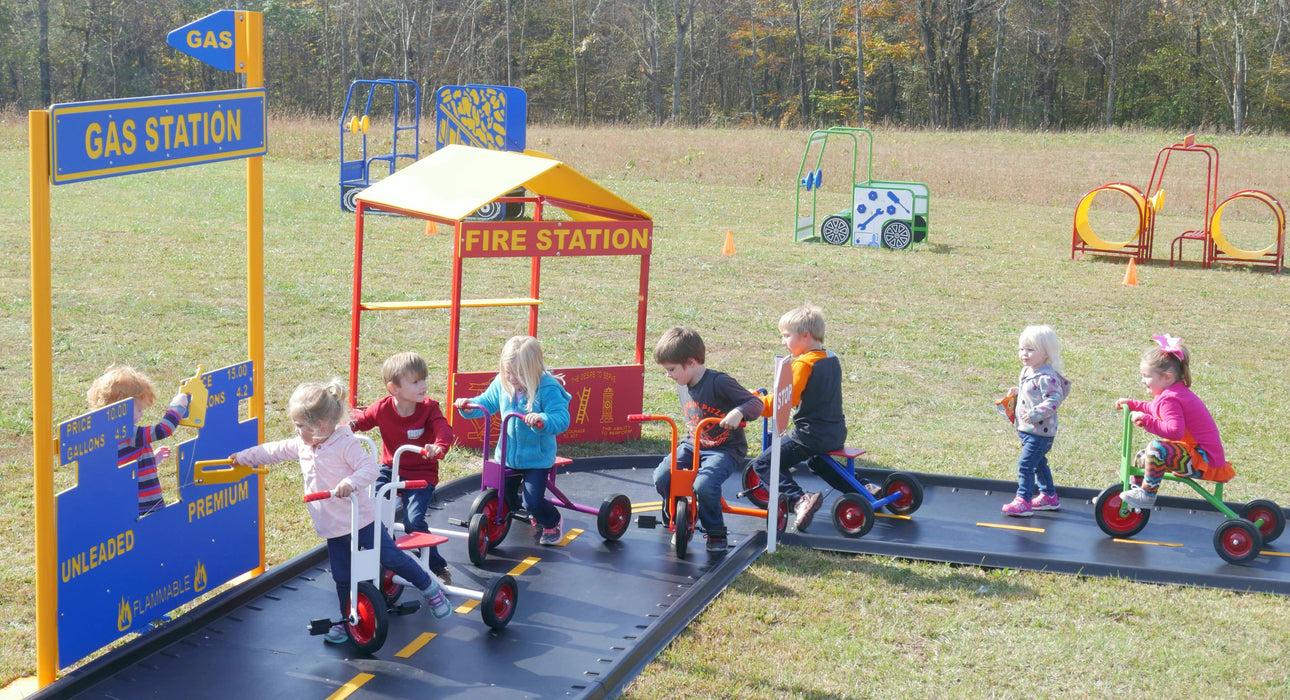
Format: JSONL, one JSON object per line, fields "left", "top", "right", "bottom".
{"left": 230, "top": 378, "right": 451, "bottom": 645}
{"left": 1000, "top": 325, "right": 1071, "bottom": 517}
{"left": 455, "top": 336, "right": 572, "bottom": 545}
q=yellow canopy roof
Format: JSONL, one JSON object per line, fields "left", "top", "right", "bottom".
{"left": 355, "top": 144, "right": 650, "bottom": 222}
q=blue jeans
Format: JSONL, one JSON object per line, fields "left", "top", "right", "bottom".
{"left": 505, "top": 467, "right": 560, "bottom": 529}
{"left": 327, "top": 521, "right": 432, "bottom": 616}
{"left": 653, "top": 443, "right": 737, "bottom": 538}
{"left": 1016, "top": 431, "right": 1056, "bottom": 500}
{"left": 751, "top": 436, "right": 815, "bottom": 505}
{"left": 377, "top": 465, "right": 447, "bottom": 572}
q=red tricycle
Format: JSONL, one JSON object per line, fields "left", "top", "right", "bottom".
{"left": 304, "top": 476, "right": 519, "bottom": 654}
{"left": 629, "top": 414, "right": 788, "bottom": 557}
{"left": 457, "top": 405, "right": 633, "bottom": 566}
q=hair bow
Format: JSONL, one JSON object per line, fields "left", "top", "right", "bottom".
{"left": 1152, "top": 333, "right": 1185, "bottom": 358}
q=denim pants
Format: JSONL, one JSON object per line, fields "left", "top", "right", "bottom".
{"left": 1016, "top": 431, "right": 1056, "bottom": 500}
{"left": 505, "top": 467, "right": 560, "bottom": 529}
{"left": 327, "top": 521, "right": 432, "bottom": 615}
{"left": 653, "top": 442, "right": 738, "bottom": 538}
{"left": 751, "top": 436, "right": 815, "bottom": 505}
{"left": 377, "top": 465, "right": 447, "bottom": 572}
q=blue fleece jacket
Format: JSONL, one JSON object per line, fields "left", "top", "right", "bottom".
{"left": 459, "top": 372, "right": 572, "bottom": 469}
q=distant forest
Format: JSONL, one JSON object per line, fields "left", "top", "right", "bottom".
{"left": 2, "top": 0, "right": 1288, "bottom": 132}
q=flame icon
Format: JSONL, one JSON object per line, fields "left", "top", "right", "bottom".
{"left": 193, "top": 560, "right": 208, "bottom": 593}
{"left": 117, "top": 597, "right": 133, "bottom": 632}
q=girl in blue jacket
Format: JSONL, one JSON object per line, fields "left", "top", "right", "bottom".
{"left": 456, "top": 336, "right": 572, "bottom": 545}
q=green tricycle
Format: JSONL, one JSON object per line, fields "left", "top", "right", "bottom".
{"left": 1093, "top": 406, "right": 1285, "bottom": 565}
{"left": 794, "top": 126, "right": 929, "bottom": 249}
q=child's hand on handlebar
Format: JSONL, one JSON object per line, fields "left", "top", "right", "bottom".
{"left": 453, "top": 398, "right": 472, "bottom": 410}
{"left": 718, "top": 409, "right": 744, "bottom": 430}
{"left": 1131, "top": 411, "right": 1146, "bottom": 427}
{"left": 1114, "top": 397, "right": 1130, "bottom": 409}
{"left": 333, "top": 482, "right": 354, "bottom": 499}
{"left": 523, "top": 413, "right": 543, "bottom": 427}
{"left": 424, "top": 444, "right": 446, "bottom": 459}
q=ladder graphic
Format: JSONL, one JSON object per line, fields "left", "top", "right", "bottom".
{"left": 575, "top": 386, "right": 592, "bottom": 425}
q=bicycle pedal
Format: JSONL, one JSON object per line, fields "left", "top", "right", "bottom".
{"left": 390, "top": 601, "right": 420, "bottom": 616}
{"left": 308, "top": 618, "right": 336, "bottom": 636}
{"left": 446, "top": 517, "right": 468, "bottom": 528}
{"left": 636, "top": 514, "right": 659, "bottom": 529}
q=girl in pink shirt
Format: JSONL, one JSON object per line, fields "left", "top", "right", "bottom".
{"left": 1113, "top": 335, "right": 1231, "bottom": 509}
{"left": 230, "top": 378, "right": 451, "bottom": 645}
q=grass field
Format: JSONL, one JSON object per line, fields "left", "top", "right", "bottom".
{"left": 2, "top": 115, "right": 1289, "bottom": 696}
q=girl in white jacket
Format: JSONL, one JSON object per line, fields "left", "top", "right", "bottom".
{"left": 230, "top": 378, "right": 451, "bottom": 644}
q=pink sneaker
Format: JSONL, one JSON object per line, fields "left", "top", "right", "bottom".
{"left": 1030, "top": 492, "right": 1060, "bottom": 511}
{"left": 1001, "top": 496, "right": 1033, "bottom": 517}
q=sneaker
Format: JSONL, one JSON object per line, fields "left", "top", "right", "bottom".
{"left": 431, "top": 567, "right": 452, "bottom": 587}
{"left": 862, "top": 481, "right": 882, "bottom": 496}
{"left": 794, "top": 492, "right": 823, "bottom": 530}
{"left": 421, "top": 582, "right": 453, "bottom": 619}
{"left": 324, "top": 623, "right": 348, "bottom": 644}
{"left": 1030, "top": 492, "right": 1061, "bottom": 511}
{"left": 1121, "top": 487, "right": 1157, "bottom": 510}
{"left": 539, "top": 516, "right": 564, "bottom": 546}
{"left": 705, "top": 535, "right": 728, "bottom": 554}
{"left": 1001, "top": 496, "right": 1033, "bottom": 517}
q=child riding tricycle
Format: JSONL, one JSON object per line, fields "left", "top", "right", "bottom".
{"left": 1094, "top": 405, "right": 1285, "bottom": 565}
{"left": 456, "top": 404, "right": 633, "bottom": 565}
{"left": 631, "top": 414, "right": 788, "bottom": 557}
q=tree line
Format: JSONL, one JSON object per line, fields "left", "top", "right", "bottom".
{"left": 2, "top": 0, "right": 1287, "bottom": 132}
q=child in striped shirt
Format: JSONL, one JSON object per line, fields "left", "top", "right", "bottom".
{"left": 88, "top": 365, "right": 190, "bottom": 517}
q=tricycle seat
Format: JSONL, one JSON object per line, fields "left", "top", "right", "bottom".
{"left": 395, "top": 531, "right": 449, "bottom": 550}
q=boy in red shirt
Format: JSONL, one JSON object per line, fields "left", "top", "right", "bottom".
{"left": 351, "top": 352, "right": 455, "bottom": 583}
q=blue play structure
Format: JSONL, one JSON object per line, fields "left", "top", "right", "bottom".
{"left": 55, "top": 362, "right": 260, "bottom": 665}
{"left": 339, "top": 79, "right": 421, "bottom": 212}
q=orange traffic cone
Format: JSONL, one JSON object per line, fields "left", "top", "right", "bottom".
{"left": 721, "top": 229, "right": 736, "bottom": 255}
{"left": 1122, "top": 258, "right": 1138, "bottom": 286}
{"left": 425, "top": 220, "right": 437, "bottom": 235}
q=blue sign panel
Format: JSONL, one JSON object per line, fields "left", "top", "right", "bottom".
{"left": 166, "top": 10, "right": 237, "bottom": 71}
{"left": 49, "top": 89, "right": 267, "bottom": 185}
{"left": 56, "top": 361, "right": 260, "bottom": 667}
{"left": 435, "top": 84, "right": 527, "bottom": 152}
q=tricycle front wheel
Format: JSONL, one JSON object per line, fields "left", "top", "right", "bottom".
{"left": 1239, "top": 499, "right": 1285, "bottom": 544}
{"left": 1093, "top": 483, "right": 1150, "bottom": 538}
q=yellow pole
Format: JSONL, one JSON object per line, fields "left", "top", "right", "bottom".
{"left": 240, "top": 11, "right": 267, "bottom": 576}
{"left": 30, "top": 109, "right": 57, "bottom": 685}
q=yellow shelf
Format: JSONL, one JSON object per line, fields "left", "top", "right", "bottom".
{"left": 360, "top": 297, "right": 542, "bottom": 311}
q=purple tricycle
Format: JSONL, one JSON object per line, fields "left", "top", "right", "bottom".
{"left": 457, "top": 405, "right": 633, "bottom": 565}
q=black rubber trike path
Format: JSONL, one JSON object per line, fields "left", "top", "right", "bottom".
{"left": 30, "top": 459, "right": 1290, "bottom": 700}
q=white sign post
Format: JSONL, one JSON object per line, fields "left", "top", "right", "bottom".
{"left": 766, "top": 356, "right": 793, "bottom": 553}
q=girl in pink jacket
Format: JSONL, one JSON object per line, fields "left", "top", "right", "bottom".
{"left": 1114, "top": 335, "right": 1231, "bottom": 509}
{"left": 230, "top": 378, "right": 451, "bottom": 645}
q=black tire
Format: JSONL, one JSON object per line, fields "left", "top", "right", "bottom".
{"left": 467, "top": 512, "right": 490, "bottom": 566}
{"left": 832, "top": 493, "right": 875, "bottom": 538}
{"left": 480, "top": 575, "right": 519, "bottom": 629}
{"left": 674, "top": 499, "right": 692, "bottom": 558}
{"left": 379, "top": 567, "right": 404, "bottom": 606}
{"left": 881, "top": 219, "right": 913, "bottom": 249}
{"left": 1239, "top": 499, "right": 1286, "bottom": 544}
{"left": 1214, "top": 518, "right": 1262, "bottom": 565}
{"left": 820, "top": 215, "right": 852, "bottom": 245}
{"left": 882, "top": 472, "right": 924, "bottom": 515}
{"left": 741, "top": 462, "right": 770, "bottom": 509}
{"left": 346, "top": 581, "right": 388, "bottom": 655}
{"left": 597, "top": 494, "right": 633, "bottom": 540}
{"left": 341, "top": 184, "right": 363, "bottom": 213}
{"left": 470, "top": 200, "right": 505, "bottom": 221}
{"left": 913, "top": 215, "right": 928, "bottom": 242}
{"left": 1093, "top": 483, "right": 1150, "bottom": 538}
{"left": 775, "top": 495, "right": 790, "bottom": 534}
{"left": 468, "top": 489, "right": 512, "bottom": 548}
